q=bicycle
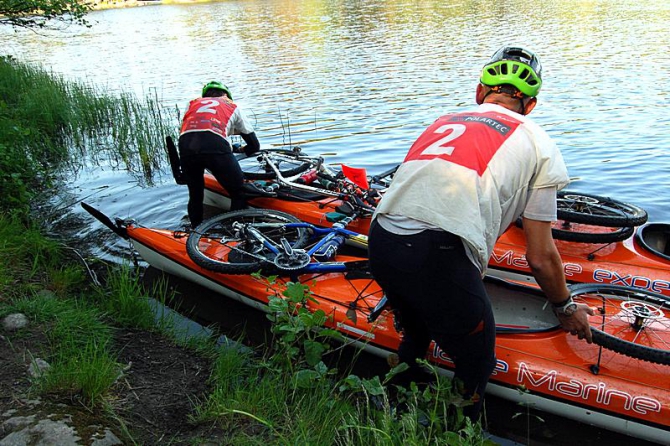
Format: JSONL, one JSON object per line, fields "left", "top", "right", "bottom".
{"left": 167, "top": 135, "right": 395, "bottom": 214}
{"left": 236, "top": 146, "right": 395, "bottom": 214}
{"left": 512, "top": 190, "right": 649, "bottom": 244}
{"left": 186, "top": 208, "right": 369, "bottom": 276}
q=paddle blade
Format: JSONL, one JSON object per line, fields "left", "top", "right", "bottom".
{"left": 341, "top": 164, "right": 369, "bottom": 190}
{"left": 166, "top": 135, "right": 187, "bottom": 185}
{"left": 80, "top": 202, "right": 128, "bottom": 239}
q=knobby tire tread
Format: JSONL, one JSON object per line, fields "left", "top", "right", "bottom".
{"left": 515, "top": 218, "right": 635, "bottom": 244}
{"left": 570, "top": 284, "right": 670, "bottom": 366}
{"left": 186, "top": 209, "right": 309, "bottom": 274}
{"left": 590, "top": 329, "right": 670, "bottom": 366}
{"left": 551, "top": 225, "right": 634, "bottom": 243}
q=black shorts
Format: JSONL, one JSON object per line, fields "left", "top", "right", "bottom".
{"left": 179, "top": 131, "right": 231, "bottom": 156}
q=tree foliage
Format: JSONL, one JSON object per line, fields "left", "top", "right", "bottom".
{"left": 0, "top": 0, "right": 92, "bottom": 29}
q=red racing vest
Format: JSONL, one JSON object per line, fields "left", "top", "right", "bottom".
{"left": 404, "top": 111, "right": 522, "bottom": 176}
{"left": 180, "top": 97, "right": 238, "bottom": 138}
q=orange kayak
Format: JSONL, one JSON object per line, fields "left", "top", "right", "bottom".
{"left": 204, "top": 174, "right": 670, "bottom": 297}
{"left": 85, "top": 201, "right": 670, "bottom": 445}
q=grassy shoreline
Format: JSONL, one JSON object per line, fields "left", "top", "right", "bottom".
{"left": 0, "top": 56, "right": 489, "bottom": 444}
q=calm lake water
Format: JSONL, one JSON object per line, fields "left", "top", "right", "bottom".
{"left": 1, "top": 1, "right": 667, "bottom": 443}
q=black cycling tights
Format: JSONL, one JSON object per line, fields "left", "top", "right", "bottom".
{"left": 181, "top": 152, "right": 245, "bottom": 228}
{"left": 368, "top": 220, "right": 497, "bottom": 421}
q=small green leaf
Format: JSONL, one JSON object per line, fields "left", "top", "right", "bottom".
{"left": 304, "top": 340, "right": 326, "bottom": 366}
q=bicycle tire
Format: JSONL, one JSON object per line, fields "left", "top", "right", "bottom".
{"left": 552, "top": 223, "right": 634, "bottom": 243}
{"left": 186, "top": 209, "right": 310, "bottom": 274}
{"left": 516, "top": 218, "right": 634, "bottom": 244}
{"left": 569, "top": 283, "right": 670, "bottom": 366}
{"left": 240, "top": 150, "right": 312, "bottom": 180}
{"left": 557, "top": 191, "right": 648, "bottom": 227}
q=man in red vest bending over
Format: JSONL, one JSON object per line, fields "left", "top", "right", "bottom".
{"left": 179, "top": 81, "right": 260, "bottom": 228}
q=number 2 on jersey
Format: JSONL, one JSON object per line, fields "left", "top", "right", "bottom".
{"left": 419, "top": 124, "right": 466, "bottom": 156}
{"left": 196, "top": 99, "right": 220, "bottom": 114}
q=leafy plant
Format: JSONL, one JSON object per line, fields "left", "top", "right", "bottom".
{"left": 260, "top": 275, "right": 344, "bottom": 375}
{"left": 0, "top": 0, "right": 92, "bottom": 29}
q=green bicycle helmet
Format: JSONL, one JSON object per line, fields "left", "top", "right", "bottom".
{"left": 202, "top": 81, "right": 233, "bottom": 100}
{"left": 480, "top": 46, "right": 542, "bottom": 98}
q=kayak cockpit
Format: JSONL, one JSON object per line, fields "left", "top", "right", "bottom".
{"left": 636, "top": 223, "right": 670, "bottom": 261}
{"left": 486, "top": 277, "right": 559, "bottom": 332}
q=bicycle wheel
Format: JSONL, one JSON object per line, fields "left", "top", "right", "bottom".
{"left": 240, "top": 150, "right": 312, "bottom": 180}
{"left": 557, "top": 191, "right": 648, "bottom": 227}
{"left": 570, "top": 284, "right": 670, "bottom": 365}
{"left": 186, "top": 209, "right": 310, "bottom": 274}
{"left": 552, "top": 221, "right": 634, "bottom": 243}
{"left": 515, "top": 218, "right": 634, "bottom": 244}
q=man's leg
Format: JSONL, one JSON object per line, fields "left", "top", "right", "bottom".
{"left": 206, "top": 153, "right": 246, "bottom": 211}
{"left": 370, "top": 221, "right": 497, "bottom": 420}
{"left": 421, "top": 238, "right": 497, "bottom": 422}
{"left": 433, "top": 296, "right": 496, "bottom": 420}
{"left": 368, "top": 221, "right": 434, "bottom": 385}
{"left": 178, "top": 133, "right": 208, "bottom": 227}
{"left": 180, "top": 156, "right": 206, "bottom": 228}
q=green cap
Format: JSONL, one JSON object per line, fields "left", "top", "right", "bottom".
{"left": 480, "top": 46, "right": 542, "bottom": 97}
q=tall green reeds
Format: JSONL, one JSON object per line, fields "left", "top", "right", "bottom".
{"left": 0, "top": 55, "right": 177, "bottom": 216}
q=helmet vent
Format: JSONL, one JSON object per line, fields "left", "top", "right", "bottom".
{"left": 519, "top": 67, "right": 530, "bottom": 80}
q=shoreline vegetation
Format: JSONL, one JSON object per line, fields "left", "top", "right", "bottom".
{"left": 0, "top": 57, "right": 493, "bottom": 443}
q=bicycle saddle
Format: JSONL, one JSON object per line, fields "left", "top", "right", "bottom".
{"left": 242, "top": 182, "right": 277, "bottom": 198}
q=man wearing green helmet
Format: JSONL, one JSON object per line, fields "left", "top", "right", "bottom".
{"left": 368, "top": 46, "right": 594, "bottom": 421}
{"left": 178, "top": 81, "right": 260, "bottom": 227}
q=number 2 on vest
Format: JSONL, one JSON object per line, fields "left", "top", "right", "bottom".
{"left": 196, "top": 99, "right": 220, "bottom": 114}
{"left": 420, "top": 123, "right": 466, "bottom": 156}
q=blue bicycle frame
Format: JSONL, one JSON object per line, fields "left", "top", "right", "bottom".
{"left": 243, "top": 215, "right": 365, "bottom": 274}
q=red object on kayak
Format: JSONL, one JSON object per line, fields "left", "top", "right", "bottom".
{"left": 341, "top": 164, "right": 369, "bottom": 189}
